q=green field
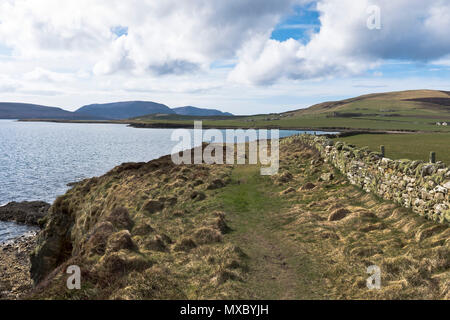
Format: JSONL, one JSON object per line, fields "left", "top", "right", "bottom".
{"left": 129, "top": 115, "right": 450, "bottom": 132}
{"left": 130, "top": 90, "right": 450, "bottom": 133}
{"left": 334, "top": 133, "right": 450, "bottom": 165}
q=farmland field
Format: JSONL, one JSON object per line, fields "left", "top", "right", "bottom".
{"left": 334, "top": 133, "right": 450, "bottom": 165}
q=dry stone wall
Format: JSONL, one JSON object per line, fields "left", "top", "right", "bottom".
{"left": 295, "top": 134, "right": 450, "bottom": 224}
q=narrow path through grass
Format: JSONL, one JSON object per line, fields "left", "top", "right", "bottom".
{"left": 212, "top": 140, "right": 449, "bottom": 299}
{"left": 220, "top": 166, "right": 329, "bottom": 299}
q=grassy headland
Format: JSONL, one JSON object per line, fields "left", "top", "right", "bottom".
{"left": 24, "top": 138, "right": 449, "bottom": 300}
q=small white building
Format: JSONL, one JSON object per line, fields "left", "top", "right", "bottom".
{"left": 442, "top": 122, "right": 448, "bottom": 126}
{"left": 436, "top": 122, "right": 441, "bottom": 126}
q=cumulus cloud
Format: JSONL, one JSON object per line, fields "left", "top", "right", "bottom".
{"left": 229, "top": 0, "right": 450, "bottom": 85}
{"left": 0, "top": 0, "right": 449, "bottom": 109}
{"left": 0, "top": 0, "right": 301, "bottom": 76}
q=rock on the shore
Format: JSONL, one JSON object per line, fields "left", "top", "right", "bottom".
{"left": 0, "top": 201, "right": 50, "bottom": 226}
{"left": 0, "top": 234, "right": 37, "bottom": 300}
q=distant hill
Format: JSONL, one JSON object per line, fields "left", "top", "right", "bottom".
{"left": 75, "top": 101, "right": 175, "bottom": 120}
{"left": 0, "top": 101, "right": 234, "bottom": 120}
{"left": 283, "top": 89, "right": 450, "bottom": 119}
{"left": 0, "top": 103, "right": 102, "bottom": 120}
{"left": 173, "top": 106, "right": 233, "bottom": 117}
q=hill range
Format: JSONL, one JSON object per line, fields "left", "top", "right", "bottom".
{"left": 0, "top": 101, "right": 234, "bottom": 120}
{"left": 2, "top": 89, "right": 450, "bottom": 132}
{"left": 0, "top": 103, "right": 102, "bottom": 120}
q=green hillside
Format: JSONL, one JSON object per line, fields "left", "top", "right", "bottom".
{"left": 129, "top": 90, "right": 450, "bottom": 132}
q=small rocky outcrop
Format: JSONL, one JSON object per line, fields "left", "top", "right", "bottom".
{"left": 0, "top": 201, "right": 50, "bottom": 226}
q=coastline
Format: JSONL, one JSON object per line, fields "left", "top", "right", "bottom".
{"left": 25, "top": 137, "right": 450, "bottom": 299}
{"left": 0, "top": 232, "right": 37, "bottom": 300}
{"left": 0, "top": 201, "right": 49, "bottom": 299}
{"left": 15, "top": 118, "right": 423, "bottom": 134}
{"left": 0, "top": 136, "right": 448, "bottom": 299}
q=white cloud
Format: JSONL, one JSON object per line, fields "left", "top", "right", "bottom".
{"left": 230, "top": 0, "right": 450, "bottom": 85}
{"left": 1, "top": 0, "right": 301, "bottom": 76}
{"left": 24, "top": 67, "right": 74, "bottom": 82}
{"left": 0, "top": 76, "right": 19, "bottom": 93}
{"left": 0, "top": 0, "right": 449, "bottom": 113}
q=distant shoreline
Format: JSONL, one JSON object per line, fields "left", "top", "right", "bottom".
{"left": 14, "top": 118, "right": 422, "bottom": 134}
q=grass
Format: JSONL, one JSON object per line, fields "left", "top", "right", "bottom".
{"left": 218, "top": 165, "right": 329, "bottom": 299}
{"left": 26, "top": 139, "right": 449, "bottom": 300}
{"left": 128, "top": 115, "right": 450, "bottom": 132}
{"left": 216, "top": 139, "right": 450, "bottom": 299}
{"left": 333, "top": 133, "right": 450, "bottom": 165}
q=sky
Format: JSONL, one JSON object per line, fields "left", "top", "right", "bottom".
{"left": 0, "top": 0, "right": 450, "bottom": 115}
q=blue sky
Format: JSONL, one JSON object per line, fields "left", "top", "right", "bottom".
{"left": 271, "top": 4, "right": 320, "bottom": 42}
{"left": 0, "top": 0, "right": 450, "bottom": 114}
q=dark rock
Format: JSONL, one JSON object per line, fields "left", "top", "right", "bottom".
{"left": 0, "top": 201, "right": 50, "bottom": 226}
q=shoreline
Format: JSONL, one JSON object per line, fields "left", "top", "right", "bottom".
{"left": 0, "top": 202, "right": 44, "bottom": 300}
{"left": 0, "top": 232, "right": 37, "bottom": 300}
{"left": 14, "top": 118, "right": 428, "bottom": 134}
